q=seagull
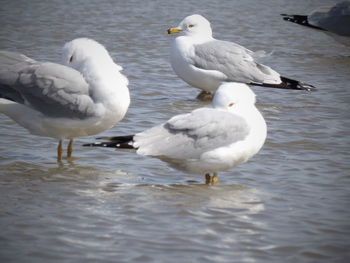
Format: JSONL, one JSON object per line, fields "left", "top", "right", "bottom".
{"left": 167, "top": 14, "right": 315, "bottom": 96}
{"left": 0, "top": 38, "right": 130, "bottom": 162}
{"left": 281, "top": 1, "right": 350, "bottom": 46}
{"left": 84, "top": 83, "right": 267, "bottom": 185}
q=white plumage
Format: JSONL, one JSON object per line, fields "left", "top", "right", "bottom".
{"left": 86, "top": 83, "right": 267, "bottom": 184}
{"left": 167, "top": 14, "right": 315, "bottom": 94}
{"left": 0, "top": 38, "right": 130, "bottom": 161}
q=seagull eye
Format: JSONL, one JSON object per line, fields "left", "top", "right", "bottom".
{"left": 69, "top": 56, "right": 73, "bottom": 63}
{"left": 228, "top": 103, "right": 235, "bottom": 107}
{"left": 188, "top": 24, "right": 194, "bottom": 28}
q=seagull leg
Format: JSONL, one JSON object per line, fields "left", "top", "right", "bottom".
{"left": 205, "top": 173, "right": 218, "bottom": 185}
{"left": 196, "top": 90, "right": 213, "bottom": 101}
{"left": 211, "top": 173, "right": 218, "bottom": 185}
{"left": 57, "top": 139, "right": 63, "bottom": 162}
{"left": 205, "top": 173, "right": 211, "bottom": 185}
{"left": 67, "top": 139, "right": 74, "bottom": 159}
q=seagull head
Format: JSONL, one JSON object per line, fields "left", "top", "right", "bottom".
{"left": 212, "top": 83, "right": 256, "bottom": 112}
{"left": 62, "top": 38, "right": 114, "bottom": 71}
{"left": 168, "top": 14, "right": 213, "bottom": 39}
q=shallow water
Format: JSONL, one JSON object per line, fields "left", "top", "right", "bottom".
{"left": 1, "top": 0, "right": 350, "bottom": 262}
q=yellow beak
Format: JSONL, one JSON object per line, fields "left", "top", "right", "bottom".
{"left": 167, "top": 27, "right": 181, "bottom": 34}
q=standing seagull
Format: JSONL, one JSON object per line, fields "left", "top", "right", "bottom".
{"left": 167, "top": 14, "right": 315, "bottom": 95}
{"left": 84, "top": 83, "right": 267, "bottom": 185}
{"left": 0, "top": 38, "right": 130, "bottom": 161}
{"left": 281, "top": 1, "right": 350, "bottom": 46}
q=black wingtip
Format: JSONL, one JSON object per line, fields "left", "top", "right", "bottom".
{"left": 102, "top": 135, "right": 134, "bottom": 141}
{"left": 299, "top": 84, "right": 317, "bottom": 92}
{"left": 83, "top": 134, "right": 136, "bottom": 149}
{"left": 250, "top": 77, "right": 316, "bottom": 92}
{"left": 83, "top": 142, "right": 116, "bottom": 147}
{"left": 280, "top": 76, "right": 316, "bottom": 92}
{"left": 280, "top": 14, "right": 309, "bottom": 25}
{"left": 280, "top": 14, "right": 325, "bottom": 31}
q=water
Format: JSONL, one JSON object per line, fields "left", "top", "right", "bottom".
{"left": 1, "top": 0, "right": 350, "bottom": 262}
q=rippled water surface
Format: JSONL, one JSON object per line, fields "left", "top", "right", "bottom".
{"left": 1, "top": 0, "right": 350, "bottom": 262}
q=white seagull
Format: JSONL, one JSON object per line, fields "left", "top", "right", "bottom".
{"left": 84, "top": 83, "right": 267, "bottom": 185}
{"left": 0, "top": 38, "right": 130, "bottom": 161}
{"left": 167, "top": 14, "right": 315, "bottom": 96}
{"left": 281, "top": 1, "right": 350, "bottom": 46}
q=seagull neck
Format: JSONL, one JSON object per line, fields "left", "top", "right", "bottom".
{"left": 80, "top": 59, "right": 114, "bottom": 84}
{"left": 233, "top": 105, "right": 261, "bottom": 123}
{"left": 80, "top": 57, "right": 114, "bottom": 78}
{"left": 81, "top": 59, "right": 129, "bottom": 104}
{"left": 244, "top": 106, "right": 266, "bottom": 135}
{"left": 190, "top": 34, "right": 214, "bottom": 44}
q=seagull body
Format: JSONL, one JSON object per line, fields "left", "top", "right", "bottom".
{"left": 281, "top": 1, "right": 350, "bottom": 46}
{"left": 167, "top": 14, "right": 315, "bottom": 94}
{"left": 0, "top": 38, "right": 130, "bottom": 161}
{"left": 85, "top": 83, "right": 267, "bottom": 184}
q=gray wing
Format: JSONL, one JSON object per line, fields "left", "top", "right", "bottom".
{"left": 0, "top": 51, "right": 96, "bottom": 119}
{"left": 309, "top": 1, "right": 350, "bottom": 36}
{"left": 192, "top": 40, "right": 281, "bottom": 84}
{"left": 134, "top": 108, "right": 250, "bottom": 159}
{"left": 0, "top": 51, "right": 36, "bottom": 103}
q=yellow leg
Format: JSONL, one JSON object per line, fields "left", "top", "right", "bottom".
{"left": 57, "top": 139, "right": 63, "bottom": 162}
{"left": 67, "top": 139, "right": 74, "bottom": 159}
{"left": 211, "top": 174, "right": 218, "bottom": 185}
{"left": 204, "top": 173, "right": 218, "bottom": 185}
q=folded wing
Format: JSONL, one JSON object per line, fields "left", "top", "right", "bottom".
{"left": 0, "top": 51, "right": 96, "bottom": 119}
{"left": 134, "top": 108, "right": 250, "bottom": 159}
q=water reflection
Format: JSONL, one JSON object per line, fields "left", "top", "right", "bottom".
{"left": 1, "top": 0, "right": 350, "bottom": 262}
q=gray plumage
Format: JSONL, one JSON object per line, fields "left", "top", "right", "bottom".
{"left": 89, "top": 108, "right": 251, "bottom": 160}
{"left": 193, "top": 40, "right": 279, "bottom": 84}
{"left": 168, "top": 14, "right": 315, "bottom": 92}
{"left": 309, "top": 1, "right": 350, "bottom": 36}
{"left": 0, "top": 51, "right": 96, "bottom": 119}
{"left": 84, "top": 83, "right": 266, "bottom": 178}
{"left": 134, "top": 108, "right": 250, "bottom": 159}
{"left": 0, "top": 38, "right": 130, "bottom": 162}
{"left": 281, "top": 1, "right": 350, "bottom": 37}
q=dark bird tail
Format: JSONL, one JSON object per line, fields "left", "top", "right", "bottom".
{"left": 83, "top": 135, "right": 135, "bottom": 149}
{"left": 250, "top": 76, "right": 316, "bottom": 91}
{"left": 280, "top": 14, "right": 325, "bottom": 31}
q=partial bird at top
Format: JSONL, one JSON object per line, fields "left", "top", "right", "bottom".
{"left": 167, "top": 14, "right": 316, "bottom": 96}
{"left": 281, "top": 1, "right": 350, "bottom": 46}
{"left": 0, "top": 38, "right": 130, "bottom": 162}
{"left": 84, "top": 83, "right": 267, "bottom": 185}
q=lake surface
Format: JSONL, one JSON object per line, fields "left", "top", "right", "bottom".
{"left": 1, "top": 0, "right": 350, "bottom": 262}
